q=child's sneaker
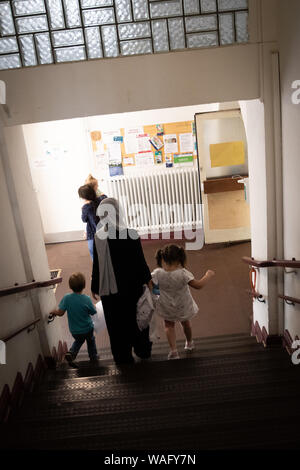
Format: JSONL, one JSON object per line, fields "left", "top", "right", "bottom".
{"left": 65, "top": 352, "right": 75, "bottom": 364}
{"left": 89, "top": 355, "right": 100, "bottom": 364}
{"left": 168, "top": 350, "right": 180, "bottom": 360}
{"left": 184, "top": 341, "right": 195, "bottom": 351}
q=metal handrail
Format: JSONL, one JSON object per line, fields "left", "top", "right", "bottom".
{"left": 0, "top": 277, "right": 62, "bottom": 298}
{"left": 2, "top": 319, "right": 41, "bottom": 343}
{"left": 278, "top": 295, "right": 300, "bottom": 306}
{"left": 242, "top": 257, "right": 300, "bottom": 268}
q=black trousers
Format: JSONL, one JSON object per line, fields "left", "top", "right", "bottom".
{"left": 102, "top": 292, "right": 152, "bottom": 364}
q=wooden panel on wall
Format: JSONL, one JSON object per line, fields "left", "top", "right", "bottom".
{"left": 207, "top": 190, "right": 250, "bottom": 230}
{"left": 203, "top": 177, "right": 246, "bottom": 194}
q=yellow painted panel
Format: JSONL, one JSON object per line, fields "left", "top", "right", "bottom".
{"left": 210, "top": 141, "right": 245, "bottom": 167}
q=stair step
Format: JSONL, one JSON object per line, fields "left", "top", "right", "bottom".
{"left": 44, "top": 341, "right": 282, "bottom": 382}
{"left": 2, "top": 331, "right": 298, "bottom": 451}
{"left": 75, "top": 333, "right": 256, "bottom": 360}
{"left": 40, "top": 348, "right": 291, "bottom": 391}
{"left": 13, "top": 352, "right": 298, "bottom": 417}
{"left": 20, "top": 416, "right": 297, "bottom": 450}
{"left": 5, "top": 392, "right": 300, "bottom": 449}
{"left": 15, "top": 372, "right": 300, "bottom": 423}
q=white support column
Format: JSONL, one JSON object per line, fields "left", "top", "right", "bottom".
{"left": 1, "top": 121, "right": 64, "bottom": 362}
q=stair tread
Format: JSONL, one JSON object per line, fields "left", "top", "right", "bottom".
{"left": 6, "top": 395, "right": 300, "bottom": 446}
{"left": 2, "top": 333, "right": 299, "bottom": 451}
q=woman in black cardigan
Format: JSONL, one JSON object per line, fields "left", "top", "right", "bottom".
{"left": 91, "top": 198, "right": 152, "bottom": 365}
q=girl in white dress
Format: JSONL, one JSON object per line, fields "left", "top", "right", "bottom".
{"left": 151, "top": 244, "right": 215, "bottom": 360}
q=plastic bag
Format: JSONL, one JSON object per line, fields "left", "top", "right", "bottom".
{"left": 93, "top": 301, "right": 107, "bottom": 334}
{"left": 136, "top": 285, "right": 154, "bottom": 331}
{"left": 149, "top": 311, "right": 161, "bottom": 343}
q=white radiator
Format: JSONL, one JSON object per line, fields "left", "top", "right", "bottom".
{"left": 105, "top": 168, "right": 202, "bottom": 234}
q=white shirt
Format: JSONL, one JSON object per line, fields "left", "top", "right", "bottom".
{"left": 151, "top": 268, "right": 199, "bottom": 322}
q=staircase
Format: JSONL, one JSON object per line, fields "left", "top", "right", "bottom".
{"left": 1, "top": 333, "right": 300, "bottom": 450}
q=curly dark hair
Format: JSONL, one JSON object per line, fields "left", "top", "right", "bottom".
{"left": 155, "top": 244, "right": 186, "bottom": 268}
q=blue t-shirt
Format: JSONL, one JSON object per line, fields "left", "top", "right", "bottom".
{"left": 59, "top": 293, "right": 97, "bottom": 335}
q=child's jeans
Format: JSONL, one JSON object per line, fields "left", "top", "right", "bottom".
{"left": 87, "top": 239, "right": 94, "bottom": 261}
{"left": 70, "top": 329, "right": 98, "bottom": 360}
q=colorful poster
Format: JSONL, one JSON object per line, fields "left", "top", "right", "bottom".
{"left": 193, "top": 136, "right": 197, "bottom": 155}
{"left": 156, "top": 124, "right": 164, "bottom": 135}
{"left": 90, "top": 131, "right": 102, "bottom": 152}
{"left": 154, "top": 151, "right": 163, "bottom": 164}
{"left": 109, "top": 163, "right": 123, "bottom": 177}
{"left": 123, "top": 156, "right": 135, "bottom": 166}
{"left": 165, "top": 154, "right": 173, "bottom": 168}
{"left": 137, "top": 134, "right": 151, "bottom": 152}
{"left": 113, "top": 136, "right": 123, "bottom": 143}
{"left": 107, "top": 142, "right": 122, "bottom": 164}
{"left": 179, "top": 133, "right": 193, "bottom": 153}
{"left": 149, "top": 135, "right": 163, "bottom": 151}
{"left": 102, "top": 129, "right": 121, "bottom": 144}
{"left": 163, "top": 134, "right": 178, "bottom": 154}
{"left": 124, "top": 127, "right": 143, "bottom": 154}
{"left": 107, "top": 142, "right": 123, "bottom": 177}
{"left": 135, "top": 151, "right": 154, "bottom": 166}
{"left": 173, "top": 153, "right": 193, "bottom": 164}
{"left": 210, "top": 141, "right": 245, "bottom": 167}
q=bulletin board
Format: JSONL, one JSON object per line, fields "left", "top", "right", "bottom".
{"left": 90, "top": 120, "right": 197, "bottom": 177}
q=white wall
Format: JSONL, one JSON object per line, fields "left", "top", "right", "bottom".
{"left": 0, "top": 148, "right": 41, "bottom": 392}
{"left": 240, "top": 99, "right": 269, "bottom": 331}
{"left": 278, "top": 0, "right": 300, "bottom": 339}
{"left": 0, "top": 123, "right": 64, "bottom": 392}
{"left": 0, "top": 44, "right": 260, "bottom": 127}
{"left": 23, "top": 118, "right": 91, "bottom": 239}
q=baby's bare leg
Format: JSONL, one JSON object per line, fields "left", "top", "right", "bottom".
{"left": 180, "top": 320, "right": 192, "bottom": 343}
{"left": 164, "top": 320, "right": 177, "bottom": 351}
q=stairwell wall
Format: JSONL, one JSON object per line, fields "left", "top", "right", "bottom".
{"left": 278, "top": 0, "right": 300, "bottom": 339}
{"left": 0, "top": 122, "right": 64, "bottom": 392}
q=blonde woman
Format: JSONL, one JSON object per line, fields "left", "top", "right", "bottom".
{"left": 85, "top": 174, "right": 103, "bottom": 197}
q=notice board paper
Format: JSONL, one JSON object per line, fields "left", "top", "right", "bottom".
{"left": 179, "top": 133, "right": 193, "bottom": 153}
{"left": 135, "top": 151, "right": 154, "bottom": 166}
{"left": 209, "top": 141, "right": 245, "bottom": 168}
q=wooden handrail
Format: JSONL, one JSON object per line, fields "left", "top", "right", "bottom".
{"left": 242, "top": 257, "right": 300, "bottom": 268}
{"left": 2, "top": 319, "right": 40, "bottom": 343}
{"left": 278, "top": 295, "right": 300, "bottom": 306}
{"left": 0, "top": 277, "right": 62, "bottom": 298}
{"left": 271, "top": 260, "right": 300, "bottom": 268}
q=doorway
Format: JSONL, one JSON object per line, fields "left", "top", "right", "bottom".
{"left": 22, "top": 102, "right": 253, "bottom": 350}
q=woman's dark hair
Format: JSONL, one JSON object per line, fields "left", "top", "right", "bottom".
{"left": 155, "top": 244, "right": 186, "bottom": 268}
{"left": 78, "top": 184, "right": 97, "bottom": 201}
{"left": 78, "top": 184, "right": 100, "bottom": 223}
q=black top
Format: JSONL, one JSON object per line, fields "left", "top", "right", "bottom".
{"left": 91, "top": 229, "right": 151, "bottom": 298}
{"left": 81, "top": 194, "right": 107, "bottom": 240}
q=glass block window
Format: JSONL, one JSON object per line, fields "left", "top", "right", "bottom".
{"left": 152, "top": 19, "right": 169, "bottom": 52}
{"left": 0, "top": 0, "right": 249, "bottom": 69}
